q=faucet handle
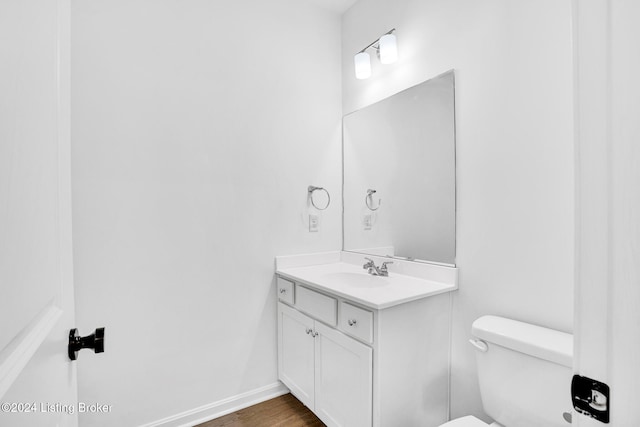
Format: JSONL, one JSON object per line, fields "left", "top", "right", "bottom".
{"left": 380, "top": 261, "right": 393, "bottom": 271}
{"left": 363, "top": 257, "right": 375, "bottom": 269}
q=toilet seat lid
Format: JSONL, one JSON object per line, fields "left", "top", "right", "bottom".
{"left": 440, "top": 415, "right": 490, "bottom": 427}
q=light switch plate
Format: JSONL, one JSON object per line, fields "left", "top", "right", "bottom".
{"left": 363, "top": 214, "right": 372, "bottom": 230}
{"left": 309, "top": 214, "right": 319, "bottom": 232}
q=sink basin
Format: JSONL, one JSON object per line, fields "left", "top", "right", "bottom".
{"left": 321, "top": 272, "right": 390, "bottom": 288}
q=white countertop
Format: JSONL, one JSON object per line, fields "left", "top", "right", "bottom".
{"left": 277, "top": 261, "right": 457, "bottom": 310}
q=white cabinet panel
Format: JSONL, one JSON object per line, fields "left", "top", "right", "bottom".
{"left": 339, "top": 302, "right": 374, "bottom": 344}
{"left": 277, "top": 277, "right": 295, "bottom": 305}
{"left": 314, "top": 322, "right": 373, "bottom": 427}
{"left": 296, "top": 286, "right": 337, "bottom": 326}
{"left": 278, "top": 303, "right": 315, "bottom": 409}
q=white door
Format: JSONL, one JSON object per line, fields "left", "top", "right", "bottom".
{"left": 0, "top": 0, "right": 78, "bottom": 426}
{"left": 314, "top": 322, "right": 372, "bottom": 427}
{"left": 278, "top": 303, "right": 316, "bottom": 410}
{"left": 573, "top": 0, "right": 640, "bottom": 425}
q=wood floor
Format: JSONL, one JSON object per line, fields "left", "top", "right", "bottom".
{"left": 196, "top": 393, "right": 325, "bottom": 427}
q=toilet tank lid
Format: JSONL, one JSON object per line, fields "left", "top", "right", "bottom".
{"left": 472, "top": 315, "right": 573, "bottom": 368}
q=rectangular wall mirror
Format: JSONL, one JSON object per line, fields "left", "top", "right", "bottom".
{"left": 342, "top": 70, "right": 456, "bottom": 265}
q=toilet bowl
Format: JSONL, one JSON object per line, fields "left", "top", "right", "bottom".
{"left": 439, "top": 316, "right": 573, "bottom": 427}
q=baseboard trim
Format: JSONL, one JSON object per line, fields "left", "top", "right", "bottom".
{"left": 139, "top": 382, "right": 290, "bottom": 427}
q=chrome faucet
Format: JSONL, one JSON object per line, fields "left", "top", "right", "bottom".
{"left": 363, "top": 257, "right": 393, "bottom": 277}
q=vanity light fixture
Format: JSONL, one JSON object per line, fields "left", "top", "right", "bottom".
{"left": 354, "top": 29, "right": 397, "bottom": 80}
{"left": 378, "top": 33, "right": 397, "bottom": 64}
{"left": 354, "top": 51, "right": 372, "bottom": 79}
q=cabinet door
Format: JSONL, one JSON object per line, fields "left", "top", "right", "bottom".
{"left": 314, "top": 322, "right": 373, "bottom": 427}
{"left": 278, "top": 302, "right": 316, "bottom": 410}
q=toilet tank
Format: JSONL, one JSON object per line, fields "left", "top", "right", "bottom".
{"left": 471, "top": 316, "right": 573, "bottom": 427}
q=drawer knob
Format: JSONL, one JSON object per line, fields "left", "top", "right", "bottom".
{"left": 348, "top": 319, "right": 357, "bottom": 326}
{"left": 306, "top": 328, "right": 312, "bottom": 335}
{"left": 279, "top": 288, "right": 287, "bottom": 294}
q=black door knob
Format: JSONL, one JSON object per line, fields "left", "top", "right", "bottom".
{"left": 68, "top": 327, "right": 105, "bottom": 361}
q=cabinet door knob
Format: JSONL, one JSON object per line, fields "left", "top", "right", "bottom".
{"left": 280, "top": 288, "right": 287, "bottom": 294}
{"left": 312, "top": 331, "right": 319, "bottom": 338}
{"left": 348, "top": 319, "right": 357, "bottom": 326}
{"left": 305, "top": 328, "right": 312, "bottom": 335}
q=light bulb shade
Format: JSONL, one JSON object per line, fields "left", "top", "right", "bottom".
{"left": 379, "top": 33, "right": 397, "bottom": 64}
{"left": 354, "top": 51, "right": 371, "bottom": 79}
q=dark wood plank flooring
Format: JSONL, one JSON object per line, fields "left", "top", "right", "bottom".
{"left": 196, "top": 393, "right": 325, "bottom": 427}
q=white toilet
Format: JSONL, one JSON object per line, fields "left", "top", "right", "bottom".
{"left": 441, "top": 315, "right": 574, "bottom": 427}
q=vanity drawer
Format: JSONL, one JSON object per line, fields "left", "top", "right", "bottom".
{"left": 277, "top": 277, "right": 295, "bottom": 305}
{"left": 295, "top": 286, "right": 337, "bottom": 326}
{"left": 340, "top": 302, "right": 373, "bottom": 344}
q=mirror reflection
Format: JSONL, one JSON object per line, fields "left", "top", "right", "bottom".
{"left": 342, "top": 70, "right": 456, "bottom": 265}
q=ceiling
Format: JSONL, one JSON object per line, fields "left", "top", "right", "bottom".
{"left": 305, "top": 0, "right": 358, "bottom": 14}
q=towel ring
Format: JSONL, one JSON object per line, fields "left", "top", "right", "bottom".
{"left": 365, "top": 189, "right": 381, "bottom": 211}
{"left": 308, "top": 186, "right": 331, "bottom": 210}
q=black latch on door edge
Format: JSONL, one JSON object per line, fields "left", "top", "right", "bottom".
{"left": 572, "top": 375, "right": 610, "bottom": 423}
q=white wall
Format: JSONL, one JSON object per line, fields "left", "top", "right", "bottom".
{"left": 70, "top": 1, "right": 342, "bottom": 425}
{"left": 343, "top": 0, "right": 574, "bottom": 421}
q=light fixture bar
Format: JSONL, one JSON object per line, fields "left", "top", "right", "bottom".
{"left": 357, "top": 28, "right": 396, "bottom": 54}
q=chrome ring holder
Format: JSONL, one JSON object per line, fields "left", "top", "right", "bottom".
{"left": 308, "top": 186, "right": 330, "bottom": 210}
{"left": 365, "top": 189, "right": 381, "bottom": 211}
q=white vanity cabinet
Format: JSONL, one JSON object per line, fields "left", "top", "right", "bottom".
{"left": 276, "top": 274, "right": 451, "bottom": 427}
{"left": 278, "top": 302, "right": 373, "bottom": 427}
{"left": 278, "top": 303, "right": 316, "bottom": 409}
